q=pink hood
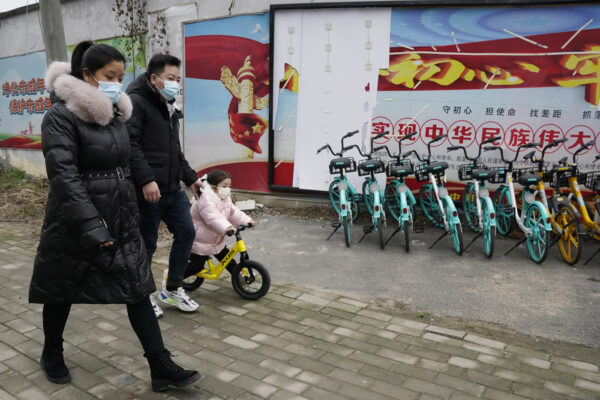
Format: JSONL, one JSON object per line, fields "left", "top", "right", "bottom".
{"left": 191, "top": 188, "right": 252, "bottom": 256}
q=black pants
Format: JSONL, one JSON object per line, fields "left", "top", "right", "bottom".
{"left": 185, "top": 247, "right": 236, "bottom": 279}
{"left": 43, "top": 298, "right": 164, "bottom": 356}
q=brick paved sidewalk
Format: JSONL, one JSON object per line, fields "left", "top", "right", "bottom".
{"left": 0, "top": 222, "right": 599, "bottom": 400}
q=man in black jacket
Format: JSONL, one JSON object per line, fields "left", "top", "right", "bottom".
{"left": 127, "top": 54, "right": 202, "bottom": 316}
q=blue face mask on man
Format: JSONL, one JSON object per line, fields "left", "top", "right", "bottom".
{"left": 155, "top": 76, "right": 179, "bottom": 101}
{"left": 92, "top": 75, "right": 122, "bottom": 104}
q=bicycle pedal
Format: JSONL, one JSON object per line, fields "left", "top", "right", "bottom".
{"left": 413, "top": 221, "right": 425, "bottom": 233}
{"left": 363, "top": 225, "right": 374, "bottom": 234}
{"left": 331, "top": 217, "right": 340, "bottom": 228}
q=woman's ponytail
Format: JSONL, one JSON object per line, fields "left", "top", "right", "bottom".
{"left": 71, "top": 40, "right": 94, "bottom": 80}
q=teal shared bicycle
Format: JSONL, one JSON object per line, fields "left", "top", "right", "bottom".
{"left": 317, "top": 130, "right": 360, "bottom": 247}
{"left": 484, "top": 142, "right": 553, "bottom": 263}
{"left": 374, "top": 131, "right": 418, "bottom": 252}
{"left": 343, "top": 131, "right": 388, "bottom": 249}
{"left": 404, "top": 134, "right": 464, "bottom": 255}
{"left": 447, "top": 135, "right": 503, "bottom": 258}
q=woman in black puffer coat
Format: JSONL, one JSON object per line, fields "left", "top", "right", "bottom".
{"left": 29, "top": 41, "right": 200, "bottom": 392}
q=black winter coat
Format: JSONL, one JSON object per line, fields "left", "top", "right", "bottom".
{"left": 29, "top": 62, "right": 156, "bottom": 304}
{"left": 126, "top": 74, "right": 197, "bottom": 194}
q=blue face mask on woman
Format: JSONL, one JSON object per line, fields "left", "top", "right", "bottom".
{"left": 92, "top": 75, "right": 122, "bottom": 104}
{"left": 156, "top": 76, "right": 179, "bottom": 101}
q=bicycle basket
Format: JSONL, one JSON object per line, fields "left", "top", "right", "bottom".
{"left": 488, "top": 167, "right": 507, "bottom": 184}
{"left": 550, "top": 167, "right": 573, "bottom": 189}
{"left": 386, "top": 159, "right": 413, "bottom": 177}
{"left": 458, "top": 163, "right": 474, "bottom": 181}
{"left": 512, "top": 166, "right": 540, "bottom": 181}
{"left": 584, "top": 171, "right": 600, "bottom": 191}
{"left": 542, "top": 168, "right": 553, "bottom": 183}
{"left": 357, "top": 158, "right": 385, "bottom": 176}
{"left": 414, "top": 162, "right": 430, "bottom": 182}
{"left": 328, "top": 157, "right": 356, "bottom": 175}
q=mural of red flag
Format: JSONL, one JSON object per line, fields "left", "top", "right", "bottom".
{"left": 185, "top": 35, "right": 269, "bottom": 154}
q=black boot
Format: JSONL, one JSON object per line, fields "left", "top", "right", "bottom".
{"left": 40, "top": 346, "right": 71, "bottom": 384}
{"left": 145, "top": 350, "right": 201, "bottom": 392}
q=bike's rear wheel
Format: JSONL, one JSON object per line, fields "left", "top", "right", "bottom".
{"left": 525, "top": 203, "right": 550, "bottom": 264}
{"left": 556, "top": 203, "right": 583, "bottom": 265}
{"left": 342, "top": 215, "right": 351, "bottom": 248}
{"left": 231, "top": 260, "right": 271, "bottom": 300}
{"left": 463, "top": 183, "right": 480, "bottom": 232}
{"left": 419, "top": 184, "right": 444, "bottom": 228}
{"left": 493, "top": 186, "right": 514, "bottom": 236}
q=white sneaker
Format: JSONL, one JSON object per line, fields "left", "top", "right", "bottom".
{"left": 159, "top": 287, "right": 199, "bottom": 312}
{"left": 149, "top": 294, "right": 163, "bottom": 319}
{"left": 161, "top": 269, "right": 168, "bottom": 291}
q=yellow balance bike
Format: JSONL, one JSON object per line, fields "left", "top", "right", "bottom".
{"left": 182, "top": 224, "right": 270, "bottom": 300}
{"left": 522, "top": 138, "right": 584, "bottom": 265}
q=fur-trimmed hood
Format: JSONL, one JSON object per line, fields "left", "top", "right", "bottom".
{"left": 45, "top": 61, "right": 132, "bottom": 126}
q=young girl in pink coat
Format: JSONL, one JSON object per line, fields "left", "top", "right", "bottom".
{"left": 184, "top": 170, "right": 255, "bottom": 278}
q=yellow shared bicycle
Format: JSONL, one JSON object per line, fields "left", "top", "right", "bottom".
{"left": 554, "top": 140, "right": 600, "bottom": 265}
{"left": 521, "top": 138, "right": 584, "bottom": 265}
{"left": 182, "top": 224, "right": 271, "bottom": 300}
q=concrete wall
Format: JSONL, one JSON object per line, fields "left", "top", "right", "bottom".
{"left": 0, "top": 0, "right": 387, "bottom": 177}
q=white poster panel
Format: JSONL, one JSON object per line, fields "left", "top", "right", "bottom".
{"left": 282, "top": 8, "right": 391, "bottom": 191}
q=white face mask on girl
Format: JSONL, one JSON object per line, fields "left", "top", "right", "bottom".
{"left": 217, "top": 187, "right": 231, "bottom": 200}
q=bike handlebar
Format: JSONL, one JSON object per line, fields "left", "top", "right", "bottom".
{"left": 343, "top": 144, "right": 366, "bottom": 158}
{"left": 540, "top": 137, "right": 568, "bottom": 163}
{"left": 400, "top": 131, "right": 417, "bottom": 141}
{"left": 403, "top": 150, "right": 423, "bottom": 162}
{"left": 226, "top": 223, "right": 254, "bottom": 237}
{"left": 482, "top": 136, "right": 502, "bottom": 145}
{"left": 572, "top": 139, "right": 595, "bottom": 163}
{"left": 596, "top": 155, "right": 600, "bottom": 163}
{"left": 317, "top": 130, "right": 360, "bottom": 157}
{"left": 374, "top": 145, "right": 393, "bottom": 158}
{"left": 343, "top": 130, "right": 359, "bottom": 139}
{"left": 484, "top": 142, "right": 541, "bottom": 166}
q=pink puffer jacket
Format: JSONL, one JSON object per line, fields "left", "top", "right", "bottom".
{"left": 191, "top": 190, "right": 252, "bottom": 256}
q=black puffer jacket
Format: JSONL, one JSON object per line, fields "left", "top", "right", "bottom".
{"left": 126, "top": 74, "right": 197, "bottom": 194}
{"left": 29, "top": 62, "right": 155, "bottom": 304}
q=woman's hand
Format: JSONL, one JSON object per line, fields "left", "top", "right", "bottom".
{"left": 99, "top": 241, "right": 114, "bottom": 247}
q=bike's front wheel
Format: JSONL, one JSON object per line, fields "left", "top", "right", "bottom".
{"left": 493, "top": 185, "right": 514, "bottom": 236}
{"left": 556, "top": 203, "right": 583, "bottom": 265}
{"left": 463, "top": 183, "right": 480, "bottom": 232}
{"left": 181, "top": 275, "right": 204, "bottom": 291}
{"left": 231, "top": 260, "right": 271, "bottom": 300}
{"left": 482, "top": 201, "right": 495, "bottom": 258}
{"left": 525, "top": 203, "right": 550, "bottom": 264}
{"left": 329, "top": 180, "right": 359, "bottom": 222}
{"left": 376, "top": 217, "right": 385, "bottom": 250}
{"left": 342, "top": 215, "right": 351, "bottom": 248}
{"left": 449, "top": 221, "right": 464, "bottom": 255}
{"left": 419, "top": 184, "right": 444, "bottom": 228}
{"left": 385, "top": 183, "right": 401, "bottom": 223}
{"left": 403, "top": 220, "right": 410, "bottom": 252}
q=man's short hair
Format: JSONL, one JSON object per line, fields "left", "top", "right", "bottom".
{"left": 147, "top": 54, "right": 181, "bottom": 77}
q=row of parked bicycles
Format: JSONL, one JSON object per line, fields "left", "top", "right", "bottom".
{"left": 317, "top": 130, "right": 600, "bottom": 265}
